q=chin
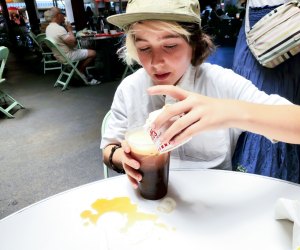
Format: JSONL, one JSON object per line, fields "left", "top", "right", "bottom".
{"left": 153, "top": 80, "right": 175, "bottom": 86}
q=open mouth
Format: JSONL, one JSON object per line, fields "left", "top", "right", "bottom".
{"left": 154, "top": 72, "right": 171, "bottom": 81}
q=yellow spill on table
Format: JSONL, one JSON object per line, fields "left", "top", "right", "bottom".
{"left": 80, "top": 197, "right": 168, "bottom": 231}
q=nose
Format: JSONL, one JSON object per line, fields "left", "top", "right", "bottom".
{"left": 151, "top": 49, "right": 164, "bottom": 67}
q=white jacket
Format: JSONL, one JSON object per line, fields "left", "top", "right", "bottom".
{"left": 101, "top": 64, "right": 290, "bottom": 170}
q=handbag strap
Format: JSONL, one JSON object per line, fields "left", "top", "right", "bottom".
{"left": 245, "top": 0, "right": 251, "bottom": 33}
{"left": 244, "top": 0, "right": 299, "bottom": 34}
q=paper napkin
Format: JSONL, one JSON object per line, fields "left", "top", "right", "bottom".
{"left": 275, "top": 198, "right": 300, "bottom": 250}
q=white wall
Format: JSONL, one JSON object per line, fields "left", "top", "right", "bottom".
{"left": 64, "top": 0, "right": 74, "bottom": 23}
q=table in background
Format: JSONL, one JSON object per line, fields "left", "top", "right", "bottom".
{"left": 0, "top": 169, "right": 299, "bottom": 250}
{"left": 79, "top": 32, "right": 125, "bottom": 82}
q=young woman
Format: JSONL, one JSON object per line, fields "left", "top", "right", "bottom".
{"left": 100, "top": 0, "right": 292, "bottom": 188}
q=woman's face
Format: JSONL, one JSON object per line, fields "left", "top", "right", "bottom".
{"left": 133, "top": 21, "right": 192, "bottom": 85}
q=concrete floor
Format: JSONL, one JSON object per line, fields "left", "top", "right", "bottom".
{"left": 0, "top": 45, "right": 234, "bottom": 219}
{"left": 0, "top": 50, "right": 123, "bottom": 219}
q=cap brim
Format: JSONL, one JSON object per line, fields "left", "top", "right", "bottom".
{"left": 107, "top": 12, "right": 201, "bottom": 29}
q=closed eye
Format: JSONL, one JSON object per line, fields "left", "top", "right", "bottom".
{"left": 164, "top": 44, "right": 177, "bottom": 49}
{"left": 138, "top": 47, "right": 150, "bottom": 52}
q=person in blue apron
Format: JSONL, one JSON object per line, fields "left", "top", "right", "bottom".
{"left": 232, "top": 0, "right": 300, "bottom": 183}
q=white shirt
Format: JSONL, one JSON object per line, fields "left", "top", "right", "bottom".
{"left": 46, "top": 22, "right": 74, "bottom": 62}
{"left": 100, "top": 64, "right": 290, "bottom": 170}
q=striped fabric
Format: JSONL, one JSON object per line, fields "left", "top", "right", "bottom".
{"left": 246, "top": 0, "right": 300, "bottom": 68}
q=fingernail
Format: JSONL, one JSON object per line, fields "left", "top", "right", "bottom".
{"left": 135, "top": 161, "right": 140, "bottom": 168}
{"left": 160, "top": 136, "right": 165, "bottom": 143}
{"left": 170, "top": 140, "right": 177, "bottom": 146}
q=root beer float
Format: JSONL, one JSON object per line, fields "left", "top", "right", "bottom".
{"left": 126, "top": 128, "right": 170, "bottom": 200}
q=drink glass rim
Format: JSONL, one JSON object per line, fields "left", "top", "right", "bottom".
{"left": 125, "top": 126, "right": 160, "bottom": 155}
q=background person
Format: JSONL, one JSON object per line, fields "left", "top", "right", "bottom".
{"left": 231, "top": 0, "right": 300, "bottom": 183}
{"left": 10, "top": 13, "right": 28, "bottom": 48}
{"left": 11, "top": 13, "right": 26, "bottom": 27}
{"left": 85, "top": 6, "right": 96, "bottom": 31}
{"left": 45, "top": 7, "right": 100, "bottom": 85}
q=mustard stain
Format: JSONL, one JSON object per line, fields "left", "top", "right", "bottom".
{"left": 80, "top": 197, "right": 166, "bottom": 231}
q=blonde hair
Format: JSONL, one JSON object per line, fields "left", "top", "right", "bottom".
{"left": 119, "top": 20, "right": 215, "bottom": 66}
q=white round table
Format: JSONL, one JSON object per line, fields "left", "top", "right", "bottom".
{"left": 0, "top": 169, "right": 299, "bottom": 250}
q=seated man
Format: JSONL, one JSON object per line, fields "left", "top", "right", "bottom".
{"left": 45, "top": 7, "right": 99, "bottom": 85}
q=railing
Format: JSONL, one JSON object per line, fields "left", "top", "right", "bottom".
{"left": 7, "top": 2, "right": 65, "bottom": 9}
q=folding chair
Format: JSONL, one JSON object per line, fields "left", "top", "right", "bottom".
{"left": 0, "top": 46, "right": 24, "bottom": 118}
{"left": 121, "top": 65, "right": 137, "bottom": 81}
{"left": 28, "top": 32, "right": 62, "bottom": 74}
{"left": 43, "top": 37, "right": 89, "bottom": 91}
{"left": 101, "top": 110, "right": 112, "bottom": 178}
{"left": 116, "top": 45, "right": 139, "bottom": 81}
{"left": 35, "top": 33, "right": 46, "bottom": 41}
{"left": 76, "top": 36, "right": 96, "bottom": 76}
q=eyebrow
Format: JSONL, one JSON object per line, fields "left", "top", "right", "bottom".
{"left": 135, "top": 34, "right": 181, "bottom": 42}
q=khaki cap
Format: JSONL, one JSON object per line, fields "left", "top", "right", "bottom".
{"left": 107, "top": 0, "right": 201, "bottom": 29}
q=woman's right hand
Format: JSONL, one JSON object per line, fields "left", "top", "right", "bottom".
{"left": 121, "top": 140, "right": 142, "bottom": 189}
{"left": 147, "top": 85, "right": 233, "bottom": 145}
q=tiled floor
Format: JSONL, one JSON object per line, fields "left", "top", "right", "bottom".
{"left": 0, "top": 45, "right": 235, "bottom": 219}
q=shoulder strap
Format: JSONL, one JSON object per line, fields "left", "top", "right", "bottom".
{"left": 245, "top": 0, "right": 251, "bottom": 33}
{"left": 244, "top": 0, "right": 298, "bottom": 33}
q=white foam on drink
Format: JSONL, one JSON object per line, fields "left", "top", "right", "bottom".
{"left": 126, "top": 129, "right": 158, "bottom": 155}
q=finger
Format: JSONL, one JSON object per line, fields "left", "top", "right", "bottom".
{"left": 159, "top": 110, "right": 200, "bottom": 143}
{"left": 122, "top": 146, "right": 140, "bottom": 170}
{"left": 121, "top": 140, "right": 130, "bottom": 154}
{"left": 169, "top": 106, "right": 221, "bottom": 145}
{"left": 127, "top": 174, "right": 139, "bottom": 189}
{"left": 147, "top": 85, "right": 189, "bottom": 101}
{"left": 170, "top": 121, "right": 202, "bottom": 146}
{"left": 123, "top": 153, "right": 140, "bottom": 170}
{"left": 153, "top": 98, "right": 192, "bottom": 130}
{"left": 123, "top": 163, "right": 142, "bottom": 182}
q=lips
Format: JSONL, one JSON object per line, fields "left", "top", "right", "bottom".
{"left": 154, "top": 72, "right": 170, "bottom": 81}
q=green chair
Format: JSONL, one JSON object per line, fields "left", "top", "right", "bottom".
{"left": 76, "top": 36, "right": 96, "bottom": 76}
{"left": 43, "top": 37, "right": 89, "bottom": 91}
{"left": 28, "top": 32, "right": 62, "bottom": 75}
{"left": 101, "top": 110, "right": 112, "bottom": 178}
{"left": 121, "top": 65, "right": 136, "bottom": 81}
{"left": 117, "top": 45, "right": 139, "bottom": 81}
{"left": 35, "top": 33, "right": 46, "bottom": 41}
{"left": 0, "top": 46, "right": 24, "bottom": 118}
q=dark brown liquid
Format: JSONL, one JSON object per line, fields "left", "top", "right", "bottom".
{"left": 131, "top": 151, "right": 170, "bottom": 200}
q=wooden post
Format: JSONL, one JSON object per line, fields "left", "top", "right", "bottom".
{"left": 0, "top": 0, "right": 10, "bottom": 30}
{"left": 24, "top": 0, "right": 40, "bottom": 34}
{"left": 0, "top": 0, "right": 16, "bottom": 47}
{"left": 70, "top": 0, "right": 86, "bottom": 31}
{"left": 119, "top": 0, "right": 123, "bottom": 13}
